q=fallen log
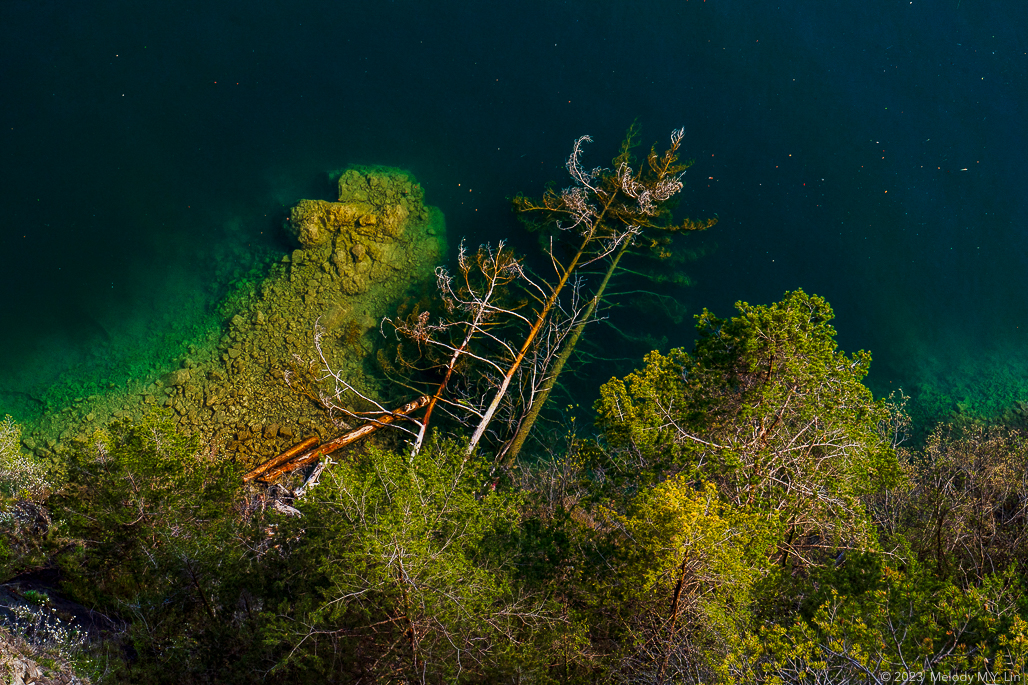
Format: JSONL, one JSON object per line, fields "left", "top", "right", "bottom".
{"left": 243, "top": 436, "right": 320, "bottom": 483}
{"left": 255, "top": 395, "right": 430, "bottom": 483}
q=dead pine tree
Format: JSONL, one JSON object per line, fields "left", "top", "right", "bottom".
{"left": 495, "top": 125, "right": 716, "bottom": 462}
{"left": 460, "top": 132, "right": 650, "bottom": 455}
{"left": 387, "top": 241, "right": 531, "bottom": 454}
{"left": 385, "top": 240, "right": 588, "bottom": 455}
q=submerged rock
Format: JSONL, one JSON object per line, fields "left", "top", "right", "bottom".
{"left": 22, "top": 167, "right": 445, "bottom": 471}
{"left": 166, "top": 166, "right": 445, "bottom": 466}
{"left": 288, "top": 167, "right": 429, "bottom": 248}
{"left": 166, "top": 368, "right": 191, "bottom": 386}
{"left": 289, "top": 199, "right": 365, "bottom": 248}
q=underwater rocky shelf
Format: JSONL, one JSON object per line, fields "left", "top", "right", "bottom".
{"left": 18, "top": 167, "right": 445, "bottom": 470}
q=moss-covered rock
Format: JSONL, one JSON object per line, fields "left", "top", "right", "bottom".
{"left": 288, "top": 167, "right": 429, "bottom": 249}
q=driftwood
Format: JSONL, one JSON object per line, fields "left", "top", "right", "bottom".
{"left": 247, "top": 396, "right": 431, "bottom": 484}
{"left": 243, "top": 436, "right": 320, "bottom": 483}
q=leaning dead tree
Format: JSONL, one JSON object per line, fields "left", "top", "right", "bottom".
{"left": 304, "top": 128, "right": 712, "bottom": 460}
{"left": 379, "top": 128, "right": 713, "bottom": 458}
{"left": 460, "top": 134, "right": 647, "bottom": 455}
{"left": 384, "top": 241, "right": 587, "bottom": 455}
{"left": 387, "top": 242, "right": 532, "bottom": 455}
{"left": 500, "top": 126, "right": 717, "bottom": 463}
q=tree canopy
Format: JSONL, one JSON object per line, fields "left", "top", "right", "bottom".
{"left": 597, "top": 289, "right": 903, "bottom": 563}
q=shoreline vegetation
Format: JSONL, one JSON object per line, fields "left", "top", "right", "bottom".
{"left": 1, "top": 134, "right": 1027, "bottom": 682}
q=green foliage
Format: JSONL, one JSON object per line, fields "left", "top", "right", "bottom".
{"left": 258, "top": 438, "right": 556, "bottom": 682}
{"left": 596, "top": 290, "right": 904, "bottom": 562}
{"left": 512, "top": 424, "right": 614, "bottom": 681}
{"left": 22, "top": 589, "right": 48, "bottom": 606}
{"left": 612, "top": 119, "right": 642, "bottom": 170}
{"left": 604, "top": 479, "right": 779, "bottom": 681}
{"left": 54, "top": 413, "right": 244, "bottom": 681}
{"left": 725, "top": 559, "right": 1027, "bottom": 681}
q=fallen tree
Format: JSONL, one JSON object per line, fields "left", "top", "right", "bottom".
{"left": 242, "top": 395, "right": 429, "bottom": 483}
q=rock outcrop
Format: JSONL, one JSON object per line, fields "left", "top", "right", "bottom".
{"left": 0, "top": 627, "right": 87, "bottom": 684}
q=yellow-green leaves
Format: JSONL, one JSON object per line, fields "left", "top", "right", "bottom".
{"left": 728, "top": 561, "right": 1027, "bottom": 682}
{"left": 619, "top": 478, "right": 776, "bottom": 607}
{"left": 596, "top": 290, "right": 905, "bottom": 564}
{"left": 604, "top": 479, "right": 778, "bottom": 680}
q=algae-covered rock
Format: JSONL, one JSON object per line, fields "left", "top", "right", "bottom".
{"left": 288, "top": 200, "right": 368, "bottom": 248}
{"left": 288, "top": 167, "right": 429, "bottom": 249}
{"left": 170, "top": 166, "right": 445, "bottom": 467}
{"left": 167, "top": 368, "right": 191, "bottom": 386}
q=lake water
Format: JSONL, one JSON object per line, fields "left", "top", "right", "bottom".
{"left": 2, "top": 0, "right": 1026, "bottom": 430}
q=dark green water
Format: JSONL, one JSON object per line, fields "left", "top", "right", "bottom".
{"left": 2, "top": 0, "right": 1026, "bottom": 429}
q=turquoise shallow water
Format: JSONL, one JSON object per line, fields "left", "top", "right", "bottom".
{"left": 1, "top": 0, "right": 1026, "bottom": 431}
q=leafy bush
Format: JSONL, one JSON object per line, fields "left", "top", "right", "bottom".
{"left": 604, "top": 479, "right": 778, "bottom": 682}
{"left": 256, "top": 438, "right": 556, "bottom": 682}
{"left": 53, "top": 413, "right": 244, "bottom": 682}
{"left": 596, "top": 290, "right": 904, "bottom": 563}
{"left": 724, "top": 561, "right": 1028, "bottom": 681}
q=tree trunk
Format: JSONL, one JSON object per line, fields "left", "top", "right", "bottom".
{"left": 243, "top": 436, "right": 320, "bottom": 482}
{"left": 413, "top": 314, "right": 485, "bottom": 456}
{"left": 500, "top": 239, "right": 631, "bottom": 464}
{"left": 465, "top": 232, "right": 594, "bottom": 455}
{"left": 250, "top": 396, "right": 429, "bottom": 482}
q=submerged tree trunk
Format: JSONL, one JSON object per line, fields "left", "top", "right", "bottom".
{"left": 465, "top": 231, "right": 595, "bottom": 455}
{"left": 499, "top": 239, "right": 632, "bottom": 464}
{"left": 243, "top": 436, "right": 320, "bottom": 483}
